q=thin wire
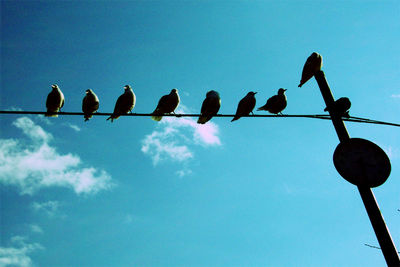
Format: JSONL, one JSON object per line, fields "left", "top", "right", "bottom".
{"left": 365, "top": 244, "right": 400, "bottom": 254}
{"left": 0, "top": 110, "right": 399, "bottom": 127}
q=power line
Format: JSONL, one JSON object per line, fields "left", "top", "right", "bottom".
{"left": 0, "top": 110, "right": 399, "bottom": 127}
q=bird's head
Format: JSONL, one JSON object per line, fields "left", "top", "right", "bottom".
{"left": 51, "top": 84, "right": 59, "bottom": 90}
{"left": 206, "top": 90, "right": 219, "bottom": 98}
{"left": 86, "top": 89, "right": 92, "bottom": 94}
{"left": 124, "top": 85, "right": 131, "bottom": 90}
{"left": 278, "top": 88, "right": 287, "bottom": 95}
{"left": 171, "top": 88, "right": 178, "bottom": 94}
{"left": 248, "top": 91, "right": 257, "bottom": 96}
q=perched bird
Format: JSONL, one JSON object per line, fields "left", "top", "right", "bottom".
{"left": 257, "top": 88, "right": 287, "bottom": 114}
{"left": 197, "top": 90, "right": 221, "bottom": 124}
{"left": 82, "top": 89, "right": 100, "bottom": 121}
{"left": 298, "top": 52, "right": 323, "bottom": 87}
{"left": 231, "top": 91, "right": 257, "bottom": 122}
{"left": 45, "top": 84, "right": 64, "bottom": 117}
{"left": 151, "top": 89, "right": 180, "bottom": 121}
{"left": 107, "top": 85, "right": 135, "bottom": 122}
{"left": 324, "top": 97, "right": 351, "bottom": 118}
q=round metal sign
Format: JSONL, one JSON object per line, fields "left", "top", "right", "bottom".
{"left": 333, "top": 138, "right": 391, "bottom": 188}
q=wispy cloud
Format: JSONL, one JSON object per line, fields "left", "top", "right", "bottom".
{"left": 0, "top": 117, "right": 113, "bottom": 195}
{"left": 141, "top": 106, "right": 221, "bottom": 165}
{"left": 63, "top": 123, "right": 81, "bottom": 132}
{"left": 0, "top": 236, "right": 44, "bottom": 267}
{"left": 31, "top": 201, "right": 61, "bottom": 217}
{"left": 175, "top": 169, "right": 193, "bottom": 177}
{"left": 391, "top": 94, "right": 400, "bottom": 98}
{"left": 29, "top": 224, "right": 43, "bottom": 234}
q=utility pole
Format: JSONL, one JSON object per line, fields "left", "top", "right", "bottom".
{"left": 300, "top": 53, "right": 400, "bottom": 266}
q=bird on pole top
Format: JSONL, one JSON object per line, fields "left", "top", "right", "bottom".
{"left": 298, "top": 52, "right": 323, "bottom": 87}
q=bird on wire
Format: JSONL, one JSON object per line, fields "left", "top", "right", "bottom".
{"left": 45, "top": 84, "right": 65, "bottom": 117}
{"left": 257, "top": 88, "right": 287, "bottom": 115}
{"left": 107, "top": 85, "right": 135, "bottom": 122}
{"left": 151, "top": 89, "right": 180, "bottom": 121}
{"left": 298, "top": 52, "right": 322, "bottom": 87}
{"left": 82, "top": 89, "right": 99, "bottom": 121}
{"left": 231, "top": 91, "right": 257, "bottom": 122}
{"left": 197, "top": 90, "right": 221, "bottom": 124}
{"left": 324, "top": 97, "right": 351, "bottom": 118}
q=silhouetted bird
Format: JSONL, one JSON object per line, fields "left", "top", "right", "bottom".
{"left": 257, "top": 88, "right": 287, "bottom": 114}
{"left": 324, "top": 97, "right": 351, "bottom": 118}
{"left": 298, "top": 52, "right": 322, "bottom": 87}
{"left": 198, "top": 90, "right": 221, "bottom": 124}
{"left": 231, "top": 91, "right": 257, "bottom": 122}
{"left": 107, "top": 85, "right": 135, "bottom": 122}
{"left": 45, "top": 84, "right": 64, "bottom": 117}
{"left": 151, "top": 89, "right": 180, "bottom": 121}
{"left": 82, "top": 89, "right": 99, "bottom": 121}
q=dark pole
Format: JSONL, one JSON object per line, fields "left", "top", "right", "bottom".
{"left": 314, "top": 70, "right": 400, "bottom": 266}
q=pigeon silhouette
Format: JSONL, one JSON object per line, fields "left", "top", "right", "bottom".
{"left": 257, "top": 88, "right": 287, "bottom": 114}
{"left": 45, "top": 84, "right": 65, "bottom": 117}
{"left": 82, "top": 89, "right": 100, "bottom": 121}
{"left": 324, "top": 97, "right": 351, "bottom": 118}
{"left": 107, "top": 85, "right": 135, "bottom": 122}
{"left": 298, "top": 52, "right": 322, "bottom": 87}
{"left": 151, "top": 89, "right": 180, "bottom": 121}
{"left": 231, "top": 91, "right": 257, "bottom": 122}
{"left": 197, "top": 90, "right": 221, "bottom": 124}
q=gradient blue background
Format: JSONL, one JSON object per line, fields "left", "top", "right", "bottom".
{"left": 1, "top": 1, "right": 399, "bottom": 266}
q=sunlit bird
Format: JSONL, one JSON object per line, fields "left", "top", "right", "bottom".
{"left": 82, "top": 89, "right": 99, "bottom": 121}
{"left": 298, "top": 52, "right": 323, "bottom": 87}
{"left": 231, "top": 91, "right": 257, "bottom": 122}
{"left": 107, "top": 85, "right": 135, "bottom": 122}
{"left": 197, "top": 90, "right": 221, "bottom": 124}
{"left": 45, "top": 84, "right": 65, "bottom": 117}
{"left": 324, "top": 97, "right": 351, "bottom": 118}
{"left": 151, "top": 89, "right": 180, "bottom": 121}
{"left": 257, "top": 88, "right": 287, "bottom": 114}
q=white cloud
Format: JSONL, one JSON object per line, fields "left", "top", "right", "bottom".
{"left": 64, "top": 123, "right": 81, "bottom": 132}
{"left": 5, "top": 107, "right": 23, "bottom": 111}
{"left": 391, "top": 94, "right": 400, "bottom": 98}
{"left": 31, "top": 201, "right": 61, "bottom": 217}
{"left": 175, "top": 169, "right": 193, "bottom": 177}
{"left": 0, "top": 236, "right": 43, "bottom": 267}
{"left": 29, "top": 224, "right": 43, "bottom": 234}
{"left": 141, "top": 106, "right": 221, "bottom": 165}
{"left": 36, "top": 115, "right": 52, "bottom": 125}
{"left": 0, "top": 117, "right": 113, "bottom": 195}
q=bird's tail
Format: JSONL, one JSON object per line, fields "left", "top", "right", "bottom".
{"left": 256, "top": 107, "right": 265, "bottom": 111}
{"left": 197, "top": 116, "right": 209, "bottom": 124}
{"left": 231, "top": 117, "right": 239, "bottom": 122}
{"left": 151, "top": 115, "right": 162, "bottom": 121}
{"left": 84, "top": 114, "right": 92, "bottom": 121}
{"left": 106, "top": 116, "right": 114, "bottom": 122}
{"left": 45, "top": 109, "right": 58, "bottom": 117}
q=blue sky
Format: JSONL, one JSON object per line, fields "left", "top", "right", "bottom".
{"left": 1, "top": 1, "right": 399, "bottom": 266}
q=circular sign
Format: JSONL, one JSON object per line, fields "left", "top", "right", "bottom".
{"left": 333, "top": 138, "right": 391, "bottom": 188}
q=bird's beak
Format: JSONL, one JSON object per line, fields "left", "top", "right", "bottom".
{"left": 254, "top": 92, "right": 258, "bottom": 94}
